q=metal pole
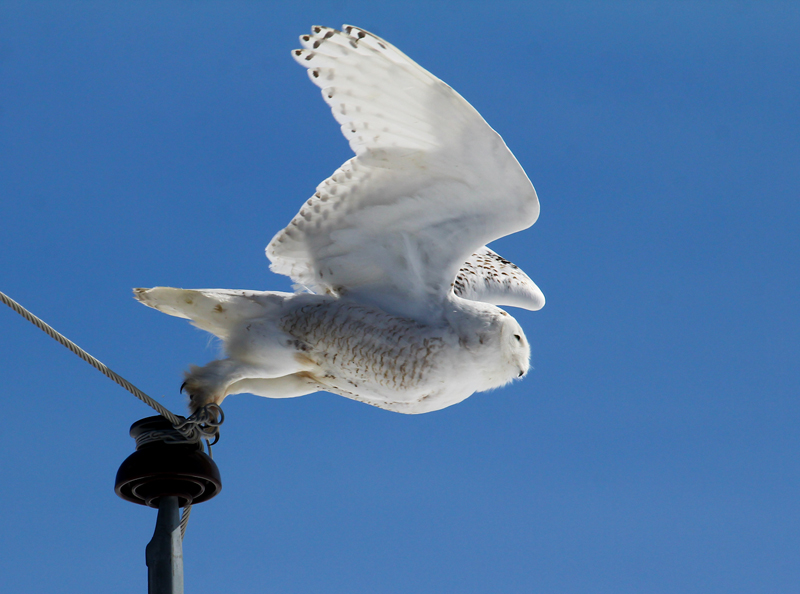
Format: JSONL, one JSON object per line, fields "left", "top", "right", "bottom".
{"left": 145, "top": 496, "right": 184, "bottom": 594}
{"left": 116, "top": 415, "right": 222, "bottom": 591}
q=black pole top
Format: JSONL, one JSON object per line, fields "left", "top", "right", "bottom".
{"left": 115, "top": 416, "right": 222, "bottom": 508}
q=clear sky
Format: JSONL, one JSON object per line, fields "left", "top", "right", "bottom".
{"left": 1, "top": 2, "right": 799, "bottom": 593}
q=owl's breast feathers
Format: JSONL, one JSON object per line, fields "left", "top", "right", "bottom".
{"left": 280, "top": 300, "right": 447, "bottom": 393}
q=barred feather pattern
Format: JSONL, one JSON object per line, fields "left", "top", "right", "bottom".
{"left": 280, "top": 300, "right": 446, "bottom": 393}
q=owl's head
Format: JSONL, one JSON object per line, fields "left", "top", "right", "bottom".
{"left": 498, "top": 310, "right": 531, "bottom": 380}
{"left": 446, "top": 298, "right": 532, "bottom": 393}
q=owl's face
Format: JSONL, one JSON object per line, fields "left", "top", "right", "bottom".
{"left": 447, "top": 299, "right": 532, "bottom": 391}
{"left": 500, "top": 313, "right": 531, "bottom": 380}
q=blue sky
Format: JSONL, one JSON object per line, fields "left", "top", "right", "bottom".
{"left": 1, "top": 2, "right": 799, "bottom": 593}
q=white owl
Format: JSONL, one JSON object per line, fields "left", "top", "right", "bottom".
{"left": 135, "top": 25, "right": 545, "bottom": 414}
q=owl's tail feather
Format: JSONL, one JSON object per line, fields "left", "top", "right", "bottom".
{"left": 133, "top": 287, "right": 285, "bottom": 340}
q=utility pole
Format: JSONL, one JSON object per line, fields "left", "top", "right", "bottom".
{"left": 116, "top": 416, "right": 222, "bottom": 594}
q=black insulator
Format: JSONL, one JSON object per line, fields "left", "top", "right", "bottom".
{"left": 115, "top": 416, "right": 222, "bottom": 508}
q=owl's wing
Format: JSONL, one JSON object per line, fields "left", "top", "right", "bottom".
{"left": 267, "top": 25, "right": 539, "bottom": 320}
{"left": 454, "top": 247, "right": 545, "bottom": 311}
{"left": 133, "top": 287, "right": 288, "bottom": 339}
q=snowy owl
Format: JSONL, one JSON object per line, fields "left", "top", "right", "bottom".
{"left": 135, "top": 25, "right": 545, "bottom": 414}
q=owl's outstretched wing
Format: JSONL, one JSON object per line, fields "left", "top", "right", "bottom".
{"left": 133, "top": 287, "right": 288, "bottom": 340}
{"left": 454, "top": 247, "right": 544, "bottom": 311}
{"left": 267, "top": 25, "right": 539, "bottom": 320}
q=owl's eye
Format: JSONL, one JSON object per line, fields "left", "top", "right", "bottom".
{"left": 513, "top": 334, "right": 522, "bottom": 342}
